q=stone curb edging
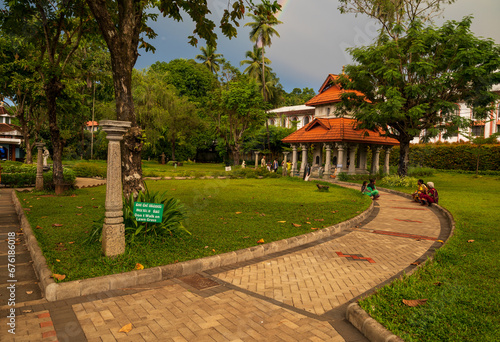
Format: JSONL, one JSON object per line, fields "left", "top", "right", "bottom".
{"left": 12, "top": 189, "right": 375, "bottom": 302}
{"left": 328, "top": 180, "right": 456, "bottom": 342}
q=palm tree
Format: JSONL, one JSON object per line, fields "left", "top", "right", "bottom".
{"left": 196, "top": 45, "right": 223, "bottom": 75}
{"left": 240, "top": 46, "right": 272, "bottom": 81}
{"left": 244, "top": 10, "right": 282, "bottom": 102}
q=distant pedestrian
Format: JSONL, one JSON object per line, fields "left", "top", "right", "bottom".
{"left": 261, "top": 156, "right": 266, "bottom": 168}
{"left": 272, "top": 158, "right": 279, "bottom": 172}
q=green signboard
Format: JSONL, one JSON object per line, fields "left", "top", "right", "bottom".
{"left": 133, "top": 202, "right": 164, "bottom": 223}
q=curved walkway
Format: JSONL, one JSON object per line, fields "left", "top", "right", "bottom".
{"left": 0, "top": 181, "right": 451, "bottom": 342}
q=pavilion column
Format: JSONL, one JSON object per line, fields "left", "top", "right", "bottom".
{"left": 291, "top": 144, "right": 298, "bottom": 176}
{"left": 254, "top": 151, "right": 259, "bottom": 169}
{"left": 371, "top": 146, "right": 382, "bottom": 175}
{"left": 348, "top": 144, "right": 358, "bottom": 175}
{"left": 324, "top": 144, "right": 332, "bottom": 177}
{"left": 384, "top": 147, "right": 392, "bottom": 175}
{"left": 335, "top": 143, "right": 345, "bottom": 173}
{"left": 100, "top": 120, "right": 131, "bottom": 257}
{"left": 358, "top": 145, "right": 368, "bottom": 172}
{"left": 299, "top": 143, "right": 308, "bottom": 177}
{"left": 35, "top": 142, "right": 45, "bottom": 191}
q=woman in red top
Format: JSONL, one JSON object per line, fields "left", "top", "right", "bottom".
{"left": 419, "top": 182, "right": 439, "bottom": 206}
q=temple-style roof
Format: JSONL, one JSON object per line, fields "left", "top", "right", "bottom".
{"left": 305, "top": 74, "right": 365, "bottom": 107}
{"left": 282, "top": 117, "right": 399, "bottom": 145}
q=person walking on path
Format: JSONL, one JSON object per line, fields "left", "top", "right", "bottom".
{"left": 272, "top": 158, "right": 279, "bottom": 172}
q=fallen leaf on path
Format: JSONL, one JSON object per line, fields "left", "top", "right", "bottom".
{"left": 411, "top": 261, "right": 421, "bottom": 266}
{"left": 26, "top": 291, "right": 33, "bottom": 294}
{"left": 134, "top": 263, "right": 144, "bottom": 270}
{"left": 292, "top": 223, "right": 302, "bottom": 227}
{"left": 437, "top": 240, "right": 444, "bottom": 243}
{"left": 119, "top": 323, "right": 133, "bottom": 333}
{"left": 257, "top": 239, "right": 265, "bottom": 244}
{"left": 22, "top": 309, "right": 33, "bottom": 313}
{"left": 402, "top": 299, "right": 428, "bottom": 307}
{"left": 52, "top": 274, "right": 66, "bottom": 281}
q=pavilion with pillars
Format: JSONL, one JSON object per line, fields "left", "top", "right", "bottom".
{"left": 282, "top": 74, "right": 399, "bottom": 177}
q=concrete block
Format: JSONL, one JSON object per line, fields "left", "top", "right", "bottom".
{"left": 56, "top": 280, "right": 82, "bottom": 301}
{"left": 80, "top": 277, "right": 110, "bottom": 296}
{"left": 200, "top": 255, "right": 221, "bottom": 270}
{"left": 218, "top": 251, "right": 237, "bottom": 267}
{"left": 181, "top": 259, "right": 202, "bottom": 276}
{"left": 136, "top": 267, "right": 162, "bottom": 285}
{"left": 160, "top": 263, "right": 183, "bottom": 279}
{"left": 109, "top": 271, "right": 137, "bottom": 289}
{"left": 236, "top": 249, "right": 253, "bottom": 263}
{"left": 248, "top": 246, "right": 264, "bottom": 259}
{"left": 44, "top": 283, "right": 58, "bottom": 302}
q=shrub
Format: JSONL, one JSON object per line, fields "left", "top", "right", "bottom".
{"left": 337, "top": 172, "right": 350, "bottom": 181}
{"left": 380, "top": 175, "right": 418, "bottom": 188}
{"left": 42, "top": 169, "right": 77, "bottom": 190}
{"left": 71, "top": 162, "right": 107, "bottom": 178}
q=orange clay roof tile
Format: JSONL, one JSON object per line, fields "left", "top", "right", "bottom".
{"left": 306, "top": 74, "right": 366, "bottom": 107}
{"left": 282, "top": 118, "right": 399, "bottom": 146}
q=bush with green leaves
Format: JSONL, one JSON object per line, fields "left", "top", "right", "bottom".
{"left": 380, "top": 175, "right": 418, "bottom": 188}
{"left": 70, "top": 162, "right": 107, "bottom": 178}
{"left": 42, "top": 169, "right": 77, "bottom": 190}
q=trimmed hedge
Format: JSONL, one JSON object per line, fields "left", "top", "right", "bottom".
{"left": 389, "top": 143, "right": 500, "bottom": 171}
{"left": 1, "top": 167, "right": 76, "bottom": 189}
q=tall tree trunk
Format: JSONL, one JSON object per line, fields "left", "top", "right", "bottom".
{"left": 171, "top": 138, "right": 176, "bottom": 161}
{"left": 46, "top": 77, "right": 64, "bottom": 187}
{"left": 16, "top": 101, "right": 33, "bottom": 164}
{"left": 397, "top": 138, "right": 411, "bottom": 177}
{"left": 111, "top": 58, "right": 144, "bottom": 198}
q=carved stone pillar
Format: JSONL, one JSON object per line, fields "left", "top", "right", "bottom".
{"left": 371, "top": 146, "right": 382, "bottom": 175}
{"left": 335, "top": 143, "right": 345, "bottom": 173}
{"left": 254, "top": 151, "right": 259, "bottom": 169}
{"left": 299, "top": 143, "right": 308, "bottom": 177}
{"left": 384, "top": 147, "right": 393, "bottom": 175}
{"left": 35, "top": 142, "right": 45, "bottom": 191}
{"left": 291, "top": 144, "right": 298, "bottom": 176}
{"left": 358, "top": 145, "right": 368, "bottom": 172}
{"left": 348, "top": 144, "right": 358, "bottom": 175}
{"left": 324, "top": 144, "right": 332, "bottom": 177}
{"left": 100, "top": 120, "right": 131, "bottom": 257}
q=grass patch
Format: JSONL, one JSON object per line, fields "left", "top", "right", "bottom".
{"left": 358, "top": 171, "right": 500, "bottom": 341}
{"left": 17, "top": 177, "right": 370, "bottom": 281}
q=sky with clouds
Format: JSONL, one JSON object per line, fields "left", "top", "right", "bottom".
{"left": 137, "top": 0, "right": 500, "bottom": 94}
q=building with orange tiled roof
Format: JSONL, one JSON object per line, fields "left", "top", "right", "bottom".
{"left": 0, "top": 101, "right": 25, "bottom": 161}
{"left": 281, "top": 74, "right": 399, "bottom": 177}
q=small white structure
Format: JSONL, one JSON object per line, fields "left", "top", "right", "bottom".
{"left": 267, "top": 105, "right": 315, "bottom": 130}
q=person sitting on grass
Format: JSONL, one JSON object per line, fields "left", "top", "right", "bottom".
{"left": 419, "top": 182, "right": 439, "bottom": 206}
{"left": 364, "top": 178, "right": 380, "bottom": 200}
{"left": 412, "top": 179, "right": 428, "bottom": 203}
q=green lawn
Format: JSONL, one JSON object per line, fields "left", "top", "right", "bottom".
{"left": 17, "top": 177, "right": 370, "bottom": 281}
{"left": 358, "top": 172, "right": 500, "bottom": 342}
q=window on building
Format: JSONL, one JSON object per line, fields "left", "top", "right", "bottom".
{"left": 269, "top": 118, "right": 275, "bottom": 126}
{"left": 471, "top": 125, "right": 484, "bottom": 137}
{"left": 303, "top": 116, "right": 310, "bottom": 125}
{"left": 326, "top": 108, "right": 330, "bottom": 117}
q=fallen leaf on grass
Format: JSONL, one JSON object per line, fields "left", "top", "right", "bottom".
{"left": 76, "top": 213, "right": 82, "bottom": 216}
{"left": 257, "top": 239, "right": 265, "bottom": 244}
{"left": 212, "top": 249, "right": 216, "bottom": 252}
{"left": 56, "top": 259, "right": 60, "bottom": 262}
{"left": 91, "top": 198, "right": 95, "bottom": 200}
{"left": 314, "top": 219, "right": 324, "bottom": 222}
{"left": 437, "top": 240, "right": 444, "bottom": 244}
{"left": 434, "top": 281, "right": 443, "bottom": 286}
{"left": 467, "top": 240, "right": 474, "bottom": 243}
{"left": 242, "top": 236, "right": 250, "bottom": 239}
{"left": 52, "top": 274, "right": 66, "bottom": 281}
{"left": 306, "top": 222, "right": 311, "bottom": 224}
{"left": 292, "top": 223, "right": 302, "bottom": 227}
{"left": 71, "top": 194, "right": 77, "bottom": 197}
{"left": 68, "top": 241, "right": 75, "bottom": 244}
{"left": 235, "top": 212, "right": 242, "bottom": 214}
{"left": 76, "top": 206, "right": 83, "bottom": 209}
{"left": 135, "top": 263, "right": 144, "bottom": 270}
{"left": 119, "top": 323, "right": 133, "bottom": 333}
{"left": 311, "top": 228, "right": 319, "bottom": 230}
{"left": 52, "top": 224, "right": 63, "bottom": 227}
{"left": 277, "top": 221, "right": 286, "bottom": 223}
{"left": 331, "top": 211, "right": 338, "bottom": 214}
{"left": 402, "top": 299, "right": 428, "bottom": 307}
{"left": 36, "top": 226, "right": 43, "bottom": 229}
{"left": 41, "top": 216, "right": 48, "bottom": 219}
{"left": 93, "top": 206, "right": 99, "bottom": 208}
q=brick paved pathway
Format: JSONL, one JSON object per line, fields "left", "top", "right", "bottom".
{"left": 0, "top": 184, "right": 447, "bottom": 342}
